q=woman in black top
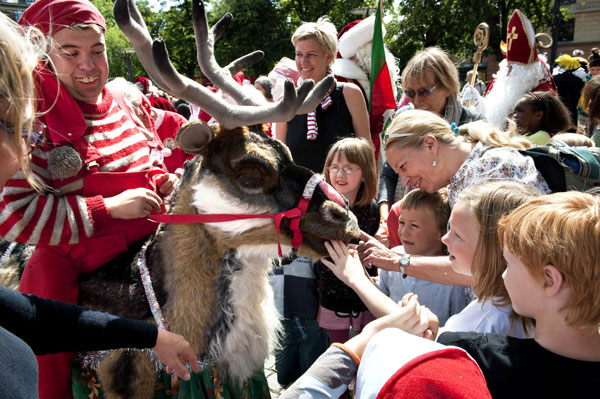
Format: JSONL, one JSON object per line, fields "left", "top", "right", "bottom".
{"left": 275, "top": 17, "right": 373, "bottom": 173}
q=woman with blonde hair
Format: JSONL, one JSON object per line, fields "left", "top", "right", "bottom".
{"left": 377, "top": 47, "right": 484, "bottom": 246}
{"left": 276, "top": 17, "right": 372, "bottom": 173}
{"left": 357, "top": 109, "right": 550, "bottom": 286}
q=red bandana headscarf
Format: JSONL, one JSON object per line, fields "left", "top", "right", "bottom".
{"left": 18, "top": 0, "right": 106, "bottom": 145}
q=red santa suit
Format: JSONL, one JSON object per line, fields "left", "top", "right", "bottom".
{"left": 154, "top": 109, "right": 194, "bottom": 175}
{"left": 333, "top": 16, "right": 398, "bottom": 162}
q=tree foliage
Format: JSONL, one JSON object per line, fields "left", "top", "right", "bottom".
{"left": 384, "top": 0, "right": 560, "bottom": 71}
{"left": 91, "top": 0, "right": 163, "bottom": 80}
{"left": 207, "top": 0, "right": 291, "bottom": 77}
{"left": 160, "top": 0, "right": 199, "bottom": 78}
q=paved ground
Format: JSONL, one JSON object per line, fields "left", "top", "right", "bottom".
{"left": 265, "top": 355, "right": 285, "bottom": 398}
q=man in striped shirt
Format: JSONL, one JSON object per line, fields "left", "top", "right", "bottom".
{"left": 3, "top": 1, "right": 178, "bottom": 397}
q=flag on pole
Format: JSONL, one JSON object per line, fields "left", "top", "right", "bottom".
{"left": 369, "top": 1, "right": 396, "bottom": 116}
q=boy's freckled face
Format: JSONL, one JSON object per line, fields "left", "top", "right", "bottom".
{"left": 398, "top": 206, "right": 444, "bottom": 256}
{"left": 441, "top": 201, "right": 480, "bottom": 276}
{"left": 502, "top": 246, "right": 542, "bottom": 318}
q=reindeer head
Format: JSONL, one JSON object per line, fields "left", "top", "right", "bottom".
{"left": 114, "top": 0, "right": 359, "bottom": 257}
{"left": 168, "top": 122, "right": 360, "bottom": 259}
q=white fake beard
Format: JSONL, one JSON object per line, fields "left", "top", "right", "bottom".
{"left": 354, "top": 44, "right": 399, "bottom": 98}
{"left": 484, "top": 59, "right": 547, "bottom": 128}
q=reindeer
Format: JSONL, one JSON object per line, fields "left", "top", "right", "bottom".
{"left": 20, "top": 0, "right": 360, "bottom": 397}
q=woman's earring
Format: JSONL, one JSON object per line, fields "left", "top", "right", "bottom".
{"left": 432, "top": 160, "right": 437, "bottom": 167}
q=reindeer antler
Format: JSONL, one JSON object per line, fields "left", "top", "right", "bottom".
{"left": 152, "top": 39, "right": 333, "bottom": 128}
{"left": 192, "top": 1, "right": 264, "bottom": 106}
{"left": 113, "top": 0, "right": 173, "bottom": 93}
{"left": 113, "top": 0, "right": 333, "bottom": 129}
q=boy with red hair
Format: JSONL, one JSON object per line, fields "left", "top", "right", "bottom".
{"left": 439, "top": 191, "right": 600, "bottom": 398}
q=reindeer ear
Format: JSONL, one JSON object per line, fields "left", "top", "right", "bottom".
{"left": 176, "top": 120, "right": 215, "bottom": 154}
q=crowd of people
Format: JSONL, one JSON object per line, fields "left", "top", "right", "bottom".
{"left": 0, "top": 0, "right": 599, "bottom": 398}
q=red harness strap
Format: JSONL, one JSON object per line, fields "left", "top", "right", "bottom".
{"left": 148, "top": 174, "right": 342, "bottom": 257}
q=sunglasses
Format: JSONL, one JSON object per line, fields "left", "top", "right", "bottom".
{"left": 404, "top": 85, "right": 437, "bottom": 99}
{"left": 0, "top": 119, "right": 45, "bottom": 143}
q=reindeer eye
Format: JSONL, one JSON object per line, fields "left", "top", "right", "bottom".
{"left": 237, "top": 165, "right": 266, "bottom": 188}
{"left": 232, "top": 156, "right": 278, "bottom": 193}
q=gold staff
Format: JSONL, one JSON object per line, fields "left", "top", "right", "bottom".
{"left": 535, "top": 32, "right": 553, "bottom": 49}
{"left": 466, "top": 22, "right": 490, "bottom": 107}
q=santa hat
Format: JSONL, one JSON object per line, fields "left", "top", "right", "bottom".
{"left": 338, "top": 15, "right": 385, "bottom": 60}
{"left": 135, "top": 76, "right": 151, "bottom": 94}
{"left": 355, "top": 329, "right": 491, "bottom": 399}
{"left": 505, "top": 9, "right": 538, "bottom": 65}
{"left": 19, "top": 0, "right": 105, "bottom": 36}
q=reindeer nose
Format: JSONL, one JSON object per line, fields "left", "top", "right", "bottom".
{"left": 318, "top": 180, "right": 346, "bottom": 208}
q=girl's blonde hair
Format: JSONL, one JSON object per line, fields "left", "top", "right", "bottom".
{"left": 323, "top": 137, "right": 377, "bottom": 207}
{"left": 457, "top": 181, "right": 538, "bottom": 334}
{"left": 292, "top": 17, "right": 338, "bottom": 67}
{"left": 0, "top": 13, "right": 47, "bottom": 192}
{"left": 384, "top": 109, "right": 531, "bottom": 152}
{"left": 401, "top": 47, "right": 460, "bottom": 96}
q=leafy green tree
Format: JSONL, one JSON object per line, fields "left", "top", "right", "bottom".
{"left": 385, "top": 0, "right": 562, "bottom": 71}
{"left": 207, "top": 0, "right": 291, "bottom": 77}
{"left": 91, "top": 0, "right": 163, "bottom": 80}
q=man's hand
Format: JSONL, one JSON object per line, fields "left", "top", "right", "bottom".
{"left": 105, "top": 188, "right": 162, "bottom": 219}
{"left": 153, "top": 328, "right": 199, "bottom": 381}
{"left": 374, "top": 222, "right": 390, "bottom": 248}
{"left": 156, "top": 173, "right": 179, "bottom": 196}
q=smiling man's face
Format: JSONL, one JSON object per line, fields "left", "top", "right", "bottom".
{"left": 49, "top": 26, "right": 109, "bottom": 104}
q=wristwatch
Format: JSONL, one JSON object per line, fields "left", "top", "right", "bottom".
{"left": 398, "top": 254, "right": 410, "bottom": 279}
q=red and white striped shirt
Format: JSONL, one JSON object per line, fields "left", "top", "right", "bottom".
{"left": 0, "top": 89, "right": 158, "bottom": 245}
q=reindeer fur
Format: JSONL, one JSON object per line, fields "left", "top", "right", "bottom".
{"left": 0, "top": 122, "right": 360, "bottom": 399}
{"left": 64, "top": 125, "right": 360, "bottom": 398}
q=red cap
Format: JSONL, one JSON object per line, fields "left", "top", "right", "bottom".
{"left": 505, "top": 9, "right": 537, "bottom": 65}
{"left": 377, "top": 348, "right": 491, "bottom": 399}
{"left": 136, "top": 76, "right": 151, "bottom": 93}
{"left": 19, "top": 0, "right": 105, "bottom": 36}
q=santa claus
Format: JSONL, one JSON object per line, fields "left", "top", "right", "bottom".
{"left": 484, "top": 9, "right": 557, "bottom": 128}
{"left": 333, "top": 15, "right": 399, "bottom": 160}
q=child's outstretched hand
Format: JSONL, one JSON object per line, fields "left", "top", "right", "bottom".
{"left": 153, "top": 328, "right": 199, "bottom": 381}
{"left": 321, "top": 240, "right": 370, "bottom": 287}
{"left": 345, "top": 296, "right": 439, "bottom": 359}
{"left": 398, "top": 293, "right": 440, "bottom": 340}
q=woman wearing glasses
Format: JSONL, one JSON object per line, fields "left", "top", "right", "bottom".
{"left": 276, "top": 17, "right": 373, "bottom": 173}
{"left": 358, "top": 109, "right": 550, "bottom": 287}
{"left": 0, "top": 13, "right": 198, "bottom": 399}
{"left": 377, "top": 47, "right": 484, "bottom": 248}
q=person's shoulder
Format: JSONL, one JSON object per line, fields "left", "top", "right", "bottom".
{"left": 438, "top": 331, "right": 515, "bottom": 352}
{"left": 342, "top": 82, "right": 365, "bottom": 99}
